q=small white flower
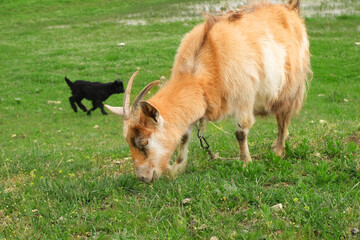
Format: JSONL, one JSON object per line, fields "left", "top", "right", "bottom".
{"left": 271, "top": 203, "right": 283, "bottom": 212}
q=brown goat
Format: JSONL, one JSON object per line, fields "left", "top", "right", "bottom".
{"left": 106, "top": 0, "right": 312, "bottom": 183}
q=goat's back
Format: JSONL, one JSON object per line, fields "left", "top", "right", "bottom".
{"left": 172, "top": 2, "right": 311, "bottom": 120}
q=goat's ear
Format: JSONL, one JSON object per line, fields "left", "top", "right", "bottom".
{"left": 140, "top": 101, "right": 159, "bottom": 124}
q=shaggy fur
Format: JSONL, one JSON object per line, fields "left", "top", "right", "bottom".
{"left": 65, "top": 77, "right": 124, "bottom": 115}
{"left": 107, "top": 0, "right": 312, "bottom": 183}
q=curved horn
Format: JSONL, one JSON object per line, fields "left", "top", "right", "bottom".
{"left": 104, "top": 105, "right": 124, "bottom": 116}
{"left": 123, "top": 71, "right": 139, "bottom": 120}
{"left": 131, "top": 80, "right": 161, "bottom": 114}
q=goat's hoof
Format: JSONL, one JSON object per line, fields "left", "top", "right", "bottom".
{"left": 242, "top": 161, "right": 251, "bottom": 168}
{"left": 274, "top": 148, "right": 285, "bottom": 157}
{"left": 241, "top": 157, "right": 252, "bottom": 168}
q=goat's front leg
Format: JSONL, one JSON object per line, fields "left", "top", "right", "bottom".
{"left": 235, "top": 109, "right": 255, "bottom": 167}
{"left": 235, "top": 110, "right": 255, "bottom": 167}
{"left": 76, "top": 99, "right": 87, "bottom": 112}
{"left": 87, "top": 100, "right": 99, "bottom": 115}
{"left": 168, "top": 127, "right": 192, "bottom": 176}
{"left": 99, "top": 102, "right": 108, "bottom": 115}
{"left": 235, "top": 127, "right": 252, "bottom": 167}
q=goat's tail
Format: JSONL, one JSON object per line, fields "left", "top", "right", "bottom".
{"left": 65, "top": 77, "right": 73, "bottom": 88}
{"left": 288, "top": 0, "right": 300, "bottom": 12}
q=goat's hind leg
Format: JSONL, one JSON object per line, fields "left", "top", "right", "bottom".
{"left": 76, "top": 100, "right": 87, "bottom": 112}
{"left": 273, "top": 111, "right": 291, "bottom": 157}
{"left": 69, "top": 96, "right": 78, "bottom": 112}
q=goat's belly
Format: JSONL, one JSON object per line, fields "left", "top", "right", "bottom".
{"left": 253, "top": 80, "right": 283, "bottom": 116}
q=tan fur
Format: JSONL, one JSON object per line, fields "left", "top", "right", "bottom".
{"left": 122, "top": 0, "right": 312, "bottom": 182}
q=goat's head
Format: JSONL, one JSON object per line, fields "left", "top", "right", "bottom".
{"left": 106, "top": 72, "right": 173, "bottom": 183}
{"left": 113, "top": 80, "right": 125, "bottom": 94}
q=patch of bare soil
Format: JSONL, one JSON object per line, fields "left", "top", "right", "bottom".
{"left": 348, "top": 131, "right": 360, "bottom": 146}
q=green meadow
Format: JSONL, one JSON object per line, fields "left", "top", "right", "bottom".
{"left": 0, "top": 0, "right": 359, "bottom": 239}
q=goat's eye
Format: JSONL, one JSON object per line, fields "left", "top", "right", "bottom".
{"left": 140, "top": 140, "right": 148, "bottom": 147}
{"left": 131, "top": 137, "right": 146, "bottom": 149}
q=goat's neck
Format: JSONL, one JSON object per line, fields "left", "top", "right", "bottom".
{"left": 148, "top": 76, "right": 206, "bottom": 136}
{"left": 105, "top": 83, "right": 117, "bottom": 94}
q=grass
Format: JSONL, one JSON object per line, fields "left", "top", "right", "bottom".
{"left": 0, "top": 0, "right": 359, "bottom": 239}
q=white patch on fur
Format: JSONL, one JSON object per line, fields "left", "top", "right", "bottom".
{"left": 148, "top": 118, "right": 169, "bottom": 170}
{"left": 157, "top": 115, "right": 165, "bottom": 129}
{"left": 148, "top": 136, "right": 168, "bottom": 160}
{"left": 254, "top": 35, "right": 286, "bottom": 112}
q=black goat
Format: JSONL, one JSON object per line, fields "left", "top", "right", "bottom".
{"left": 65, "top": 77, "right": 124, "bottom": 115}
